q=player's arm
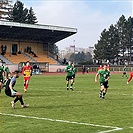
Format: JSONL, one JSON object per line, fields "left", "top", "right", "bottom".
{"left": 22, "top": 67, "right": 26, "bottom": 76}
{"left": 95, "top": 73, "right": 99, "bottom": 82}
{"left": 9, "top": 82, "right": 16, "bottom": 95}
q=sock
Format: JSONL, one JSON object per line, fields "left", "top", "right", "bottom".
{"left": 18, "top": 97, "right": 24, "bottom": 105}
{"left": 70, "top": 83, "right": 73, "bottom": 88}
{"left": 99, "top": 90, "right": 102, "bottom": 97}
{"left": 25, "top": 84, "right": 28, "bottom": 89}
{"left": 14, "top": 96, "right": 19, "bottom": 103}
{"left": 67, "top": 84, "right": 69, "bottom": 87}
{"left": 103, "top": 92, "right": 106, "bottom": 97}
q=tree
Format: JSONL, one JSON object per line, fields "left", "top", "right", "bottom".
{"left": 94, "top": 29, "right": 109, "bottom": 63}
{"left": 94, "top": 15, "right": 133, "bottom": 65}
{"left": 7, "top": 0, "right": 37, "bottom": 24}
{"left": 69, "top": 51, "right": 92, "bottom": 64}
{"left": 125, "top": 17, "right": 133, "bottom": 64}
{"left": 8, "top": 0, "right": 28, "bottom": 22}
{"left": 116, "top": 15, "right": 127, "bottom": 62}
{"left": 26, "top": 7, "right": 37, "bottom": 24}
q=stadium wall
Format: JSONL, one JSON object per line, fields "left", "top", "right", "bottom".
{"left": 0, "top": 40, "right": 45, "bottom": 54}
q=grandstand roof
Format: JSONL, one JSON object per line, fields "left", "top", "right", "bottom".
{"left": 0, "top": 20, "right": 77, "bottom": 44}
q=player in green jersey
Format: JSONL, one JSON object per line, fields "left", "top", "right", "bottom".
{"left": 65, "top": 61, "right": 74, "bottom": 91}
{"left": 122, "top": 66, "right": 128, "bottom": 79}
{"left": 0, "top": 65, "right": 5, "bottom": 93}
{"left": 95, "top": 64, "right": 110, "bottom": 99}
{"left": 4, "top": 64, "right": 10, "bottom": 79}
{"left": 72, "top": 63, "right": 77, "bottom": 84}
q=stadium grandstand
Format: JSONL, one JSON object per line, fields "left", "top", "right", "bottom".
{"left": 0, "top": 20, "right": 77, "bottom": 72}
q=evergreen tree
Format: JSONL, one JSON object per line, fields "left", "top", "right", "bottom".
{"left": 26, "top": 7, "right": 37, "bottom": 24}
{"left": 116, "top": 15, "right": 127, "bottom": 62}
{"left": 125, "top": 17, "right": 133, "bottom": 64}
{"left": 7, "top": 0, "right": 37, "bottom": 24}
{"left": 8, "top": 0, "right": 28, "bottom": 23}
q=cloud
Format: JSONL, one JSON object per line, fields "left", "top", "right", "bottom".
{"left": 27, "top": 1, "right": 132, "bottom": 49}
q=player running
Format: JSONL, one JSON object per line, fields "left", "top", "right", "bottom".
{"left": 95, "top": 64, "right": 110, "bottom": 99}
{"left": 72, "top": 63, "right": 77, "bottom": 84}
{"left": 22, "top": 61, "right": 33, "bottom": 92}
{"left": 0, "top": 65, "right": 5, "bottom": 93}
{"left": 97, "top": 65, "right": 103, "bottom": 72}
{"left": 65, "top": 61, "right": 74, "bottom": 91}
{"left": 127, "top": 71, "right": 133, "bottom": 84}
{"left": 122, "top": 66, "right": 128, "bottom": 79}
{"left": 5, "top": 70, "right": 29, "bottom": 108}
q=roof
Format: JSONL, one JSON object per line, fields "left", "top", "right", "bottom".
{"left": 0, "top": 20, "right": 77, "bottom": 44}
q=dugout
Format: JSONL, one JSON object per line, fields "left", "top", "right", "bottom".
{"left": 0, "top": 20, "right": 77, "bottom": 66}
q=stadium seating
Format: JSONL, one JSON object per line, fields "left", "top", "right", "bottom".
{"left": 4, "top": 53, "right": 30, "bottom": 64}
{"left": 4, "top": 53, "right": 58, "bottom": 64}
{"left": 26, "top": 53, "right": 57, "bottom": 64}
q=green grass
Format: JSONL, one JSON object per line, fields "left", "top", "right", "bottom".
{"left": 0, "top": 73, "right": 133, "bottom": 133}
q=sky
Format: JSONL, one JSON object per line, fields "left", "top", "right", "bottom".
{"left": 12, "top": 0, "right": 132, "bottom": 50}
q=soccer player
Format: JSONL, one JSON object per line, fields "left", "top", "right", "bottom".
{"left": 107, "top": 64, "right": 110, "bottom": 71}
{"left": 22, "top": 61, "right": 33, "bottom": 92}
{"left": 4, "top": 64, "right": 10, "bottom": 81}
{"left": 95, "top": 64, "right": 110, "bottom": 99}
{"left": 65, "top": 61, "right": 74, "bottom": 91}
{"left": 0, "top": 65, "right": 5, "bottom": 93}
{"left": 5, "top": 70, "right": 29, "bottom": 108}
{"left": 122, "top": 66, "right": 128, "bottom": 79}
{"left": 97, "top": 65, "right": 103, "bottom": 72}
{"left": 127, "top": 71, "right": 133, "bottom": 84}
{"left": 72, "top": 63, "right": 77, "bottom": 83}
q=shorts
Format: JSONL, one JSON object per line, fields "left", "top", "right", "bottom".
{"left": 5, "top": 88, "right": 17, "bottom": 98}
{"left": 66, "top": 76, "right": 73, "bottom": 81}
{"left": 100, "top": 81, "right": 109, "bottom": 88}
{"left": 72, "top": 75, "right": 75, "bottom": 79}
{"left": 0, "top": 77, "right": 3, "bottom": 83}
{"left": 24, "top": 77, "right": 30, "bottom": 81}
{"left": 123, "top": 72, "right": 126, "bottom": 75}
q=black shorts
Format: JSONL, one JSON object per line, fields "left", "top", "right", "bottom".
{"left": 0, "top": 77, "right": 3, "bottom": 83}
{"left": 123, "top": 72, "right": 126, "bottom": 75}
{"left": 66, "top": 76, "right": 73, "bottom": 81}
{"left": 5, "top": 88, "right": 17, "bottom": 98}
{"left": 72, "top": 75, "right": 75, "bottom": 79}
{"left": 100, "top": 81, "right": 109, "bottom": 88}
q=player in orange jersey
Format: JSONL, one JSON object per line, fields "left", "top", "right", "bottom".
{"left": 98, "top": 65, "right": 103, "bottom": 72}
{"left": 22, "top": 61, "right": 33, "bottom": 92}
{"left": 107, "top": 64, "right": 110, "bottom": 71}
{"left": 127, "top": 72, "right": 133, "bottom": 84}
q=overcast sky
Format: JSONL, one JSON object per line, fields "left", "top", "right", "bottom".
{"left": 13, "top": 0, "right": 132, "bottom": 50}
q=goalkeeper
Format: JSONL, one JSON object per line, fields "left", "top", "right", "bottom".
{"left": 5, "top": 70, "right": 29, "bottom": 108}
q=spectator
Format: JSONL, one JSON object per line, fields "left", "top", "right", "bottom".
{"left": 82, "top": 65, "right": 86, "bottom": 74}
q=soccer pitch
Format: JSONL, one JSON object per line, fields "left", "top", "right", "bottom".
{"left": 0, "top": 73, "right": 133, "bottom": 133}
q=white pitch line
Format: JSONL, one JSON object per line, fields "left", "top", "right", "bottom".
{"left": 0, "top": 112, "right": 123, "bottom": 133}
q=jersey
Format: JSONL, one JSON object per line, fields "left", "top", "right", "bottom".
{"left": 6, "top": 76, "right": 16, "bottom": 89}
{"left": 123, "top": 67, "right": 127, "bottom": 73}
{"left": 72, "top": 67, "right": 77, "bottom": 76}
{"left": 98, "top": 66, "right": 103, "bottom": 72}
{"left": 22, "top": 65, "right": 33, "bottom": 78}
{"left": 4, "top": 66, "right": 9, "bottom": 73}
{"left": 98, "top": 69, "right": 110, "bottom": 83}
{"left": 107, "top": 66, "right": 110, "bottom": 71}
{"left": 65, "top": 65, "right": 73, "bottom": 76}
{"left": 0, "top": 66, "right": 4, "bottom": 79}
{"left": 127, "top": 72, "right": 133, "bottom": 82}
